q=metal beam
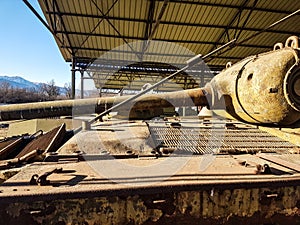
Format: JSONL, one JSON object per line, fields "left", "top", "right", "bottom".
{"left": 90, "top": 0, "right": 142, "bottom": 61}
{"left": 147, "top": 0, "right": 169, "bottom": 42}
{"left": 142, "top": 0, "right": 169, "bottom": 55}
{"left": 46, "top": 1, "right": 294, "bottom": 16}
{"left": 141, "top": 0, "right": 155, "bottom": 59}
{"left": 71, "top": 57, "right": 76, "bottom": 99}
{"left": 155, "top": 0, "right": 293, "bottom": 14}
{"left": 61, "top": 46, "right": 194, "bottom": 57}
{"left": 209, "top": 0, "right": 248, "bottom": 52}
{"left": 206, "top": 8, "right": 300, "bottom": 63}
{"left": 72, "top": 56, "right": 227, "bottom": 68}
{"left": 43, "top": 0, "right": 56, "bottom": 34}
{"left": 59, "top": 38, "right": 272, "bottom": 49}
{"left": 144, "top": 0, "right": 156, "bottom": 40}
{"left": 76, "top": 0, "right": 119, "bottom": 55}
{"left": 234, "top": 0, "right": 259, "bottom": 40}
{"left": 80, "top": 70, "right": 84, "bottom": 99}
{"left": 53, "top": 0, "right": 74, "bottom": 55}
{"left": 47, "top": 12, "right": 299, "bottom": 36}
{"left": 23, "top": 0, "right": 53, "bottom": 36}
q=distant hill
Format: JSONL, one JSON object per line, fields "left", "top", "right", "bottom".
{"left": 0, "top": 76, "right": 40, "bottom": 90}
{"left": 0, "top": 76, "right": 102, "bottom": 98}
{"left": 0, "top": 76, "right": 66, "bottom": 94}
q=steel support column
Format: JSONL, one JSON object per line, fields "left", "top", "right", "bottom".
{"left": 80, "top": 70, "right": 84, "bottom": 99}
{"left": 71, "top": 57, "right": 76, "bottom": 99}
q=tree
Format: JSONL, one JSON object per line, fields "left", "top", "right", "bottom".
{"left": 64, "top": 82, "right": 72, "bottom": 99}
{"left": 40, "top": 79, "right": 60, "bottom": 100}
{"left": 0, "top": 82, "right": 11, "bottom": 103}
{"left": 0, "top": 82, "right": 42, "bottom": 103}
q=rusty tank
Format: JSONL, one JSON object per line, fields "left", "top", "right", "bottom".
{"left": 0, "top": 36, "right": 299, "bottom": 225}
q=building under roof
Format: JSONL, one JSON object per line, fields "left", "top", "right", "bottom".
{"left": 24, "top": 0, "right": 300, "bottom": 97}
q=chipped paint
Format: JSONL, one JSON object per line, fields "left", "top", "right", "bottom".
{"left": 2, "top": 186, "right": 300, "bottom": 224}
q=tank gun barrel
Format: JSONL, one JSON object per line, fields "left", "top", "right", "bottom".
{"left": 0, "top": 88, "right": 208, "bottom": 121}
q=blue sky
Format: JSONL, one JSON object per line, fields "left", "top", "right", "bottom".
{"left": 0, "top": 0, "right": 71, "bottom": 87}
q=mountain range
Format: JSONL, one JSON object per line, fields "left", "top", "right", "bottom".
{"left": 0, "top": 75, "right": 66, "bottom": 94}
{"left": 0, "top": 76, "right": 41, "bottom": 89}
{"left": 0, "top": 76, "right": 100, "bottom": 97}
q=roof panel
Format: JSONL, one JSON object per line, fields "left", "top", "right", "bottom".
{"left": 38, "top": 0, "right": 300, "bottom": 91}
{"left": 256, "top": 0, "right": 300, "bottom": 12}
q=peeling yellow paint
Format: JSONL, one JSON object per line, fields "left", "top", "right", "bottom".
{"left": 2, "top": 186, "right": 300, "bottom": 224}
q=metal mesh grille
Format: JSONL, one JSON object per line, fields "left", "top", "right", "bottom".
{"left": 148, "top": 121, "right": 297, "bottom": 154}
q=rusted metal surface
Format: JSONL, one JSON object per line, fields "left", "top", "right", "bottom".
{"left": 0, "top": 149, "right": 44, "bottom": 170}
{"left": 0, "top": 117, "right": 300, "bottom": 224}
{"left": 1, "top": 157, "right": 300, "bottom": 224}
{"left": 0, "top": 137, "right": 24, "bottom": 160}
{"left": 257, "top": 153, "right": 300, "bottom": 172}
{"left": 58, "top": 120, "right": 155, "bottom": 156}
{"left": 29, "top": 167, "right": 63, "bottom": 186}
{"left": 15, "top": 124, "right": 66, "bottom": 159}
{"left": 0, "top": 168, "right": 20, "bottom": 184}
{"left": 1, "top": 152, "right": 299, "bottom": 197}
{"left": 0, "top": 132, "right": 34, "bottom": 160}
{"left": 148, "top": 120, "right": 298, "bottom": 155}
{"left": 1, "top": 187, "right": 300, "bottom": 225}
{"left": 58, "top": 119, "right": 298, "bottom": 158}
{"left": 0, "top": 124, "right": 68, "bottom": 171}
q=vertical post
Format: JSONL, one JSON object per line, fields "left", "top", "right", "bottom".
{"left": 183, "top": 75, "right": 187, "bottom": 117}
{"left": 71, "top": 57, "right": 76, "bottom": 99}
{"left": 99, "top": 87, "right": 102, "bottom": 97}
{"left": 182, "top": 107, "right": 186, "bottom": 117}
{"left": 80, "top": 70, "right": 84, "bottom": 99}
{"left": 201, "top": 69, "right": 205, "bottom": 87}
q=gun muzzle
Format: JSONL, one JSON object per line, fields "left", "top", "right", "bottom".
{"left": 205, "top": 42, "right": 300, "bottom": 127}
{"left": 284, "top": 64, "right": 300, "bottom": 112}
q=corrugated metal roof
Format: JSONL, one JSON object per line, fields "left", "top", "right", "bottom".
{"left": 37, "top": 0, "right": 300, "bottom": 91}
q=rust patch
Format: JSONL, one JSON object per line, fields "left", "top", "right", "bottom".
{"left": 16, "top": 124, "right": 66, "bottom": 159}
{"left": 1, "top": 187, "right": 300, "bottom": 225}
